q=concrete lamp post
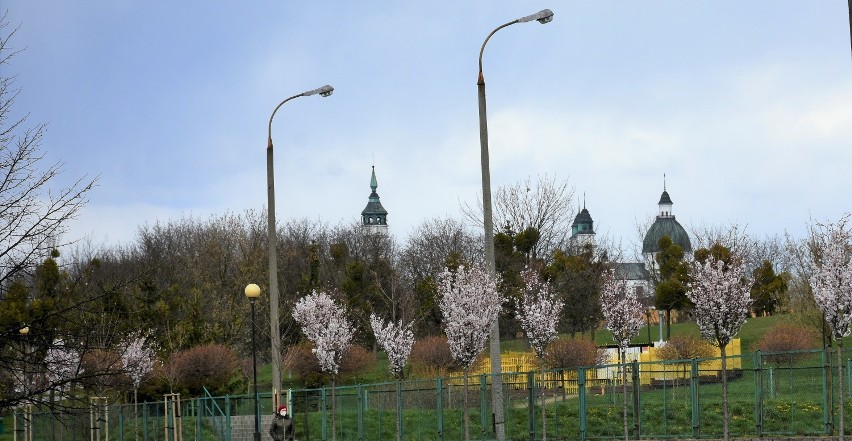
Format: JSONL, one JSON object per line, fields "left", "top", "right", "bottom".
{"left": 266, "top": 84, "right": 333, "bottom": 405}
{"left": 476, "top": 9, "right": 553, "bottom": 440}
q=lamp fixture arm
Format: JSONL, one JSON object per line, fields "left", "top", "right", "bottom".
{"left": 478, "top": 20, "right": 519, "bottom": 83}
{"left": 267, "top": 94, "right": 303, "bottom": 149}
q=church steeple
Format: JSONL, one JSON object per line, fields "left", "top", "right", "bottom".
{"left": 657, "top": 174, "right": 673, "bottom": 218}
{"left": 570, "top": 194, "right": 595, "bottom": 247}
{"left": 361, "top": 166, "right": 389, "bottom": 234}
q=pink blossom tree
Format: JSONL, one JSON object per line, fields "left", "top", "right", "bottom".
{"left": 687, "top": 253, "right": 752, "bottom": 441}
{"left": 599, "top": 269, "right": 644, "bottom": 441}
{"left": 45, "top": 339, "right": 80, "bottom": 402}
{"left": 809, "top": 215, "right": 852, "bottom": 441}
{"left": 515, "top": 266, "right": 563, "bottom": 441}
{"left": 292, "top": 291, "right": 353, "bottom": 441}
{"left": 437, "top": 264, "right": 502, "bottom": 441}
{"left": 370, "top": 314, "right": 415, "bottom": 441}
{"left": 121, "top": 333, "right": 156, "bottom": 441}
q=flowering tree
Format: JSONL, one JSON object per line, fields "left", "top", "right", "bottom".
{"left": 370, "top": 314, "right": 415, "bottom": 441}
{"left": 438, "top": 264, "right": 502, "bottom": 441}
{"left": 687, "top": 253, "right": 752, "bottom": 441}
{"left": 293, "top": 291, "right": 353, "bottom": 441}
{"left": 45, "top": 339, "right": 81, "bottom": 401}
{"left": 599, "top": 269, "right": 644, "bottom": 441}
{"left": 122, "top": 334, "right": 156, "bottom": 441}
{"left": 809, "top": 215, "right": 852, "bottom": 441}
{"left": 516, "top": 266, "right": 563, "bottom": 441}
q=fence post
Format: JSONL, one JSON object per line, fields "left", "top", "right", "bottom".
{"left": 321, "top": 387, "right": 328, "bottom": 441}
{"left": 579, "top": 367, "right": 587, "bottom": 441}
{"left": 823, "top": 348, "right": 834, "bottom": 435}
{"left": 436, "top": 377, "right": 444, "bottom": 441}
{"left": 754, "top": 351, "right": 763, "bottom": 437}
{"left": 357, "top": 384, "right": 364, "bottom": 441}
{"left": 690, "top": 358, "right": 700, "bottom": 438}
{"left": 225, "top": 395, "right": 231, "bottom": 441}
{"left": 479, "top": 374, "right": 488, "bottom": 437}
{"left": 632, "top": 359, "right": 640, "bottom": 439}
{"left": 527, "top": 371, "right": 535, "bottom": 441}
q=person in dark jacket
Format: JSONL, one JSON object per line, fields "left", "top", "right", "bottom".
{"left": 269, "top": 405, "right": 294, "bottom": 441}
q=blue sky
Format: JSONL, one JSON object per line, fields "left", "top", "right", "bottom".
{"left": 5, "top": 1, "right": 852, "bottom": 252}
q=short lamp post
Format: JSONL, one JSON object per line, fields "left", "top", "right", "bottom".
{"left": 19, "top": 325, "right": 29, "bottom": 391}
{"left": 645, "top": 308, "right": 654, "bottom": 346}
{"left": 245, "top": 283, "right": 262, "bottom": 441}
{"left": 476, "top": 9, "right": 553, "bottom": 440}
{"left": 267, "top": 85, "right": 333, "bottom": 404}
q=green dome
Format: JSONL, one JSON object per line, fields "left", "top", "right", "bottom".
{"left": 642, "top": 217, "right": 692, "bottom": 254}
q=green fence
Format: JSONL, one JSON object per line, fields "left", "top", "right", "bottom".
{"left": 7, "top": 348, "right": 852, "bottom": 441}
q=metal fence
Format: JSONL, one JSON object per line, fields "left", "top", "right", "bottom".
{"left": 5, "top": 348, "right": 852, "bottom": 441}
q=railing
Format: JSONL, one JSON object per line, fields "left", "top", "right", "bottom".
{"left": 6, "top": 347, "right": 852, "bottom": 441}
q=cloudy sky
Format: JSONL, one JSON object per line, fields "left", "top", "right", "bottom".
{"left": 5, "top": 1, "right": 851, "bottom": 252}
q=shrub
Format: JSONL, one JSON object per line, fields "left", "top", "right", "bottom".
{"left": 339, "top": 345, "right": 376, "bottom": 381}
{"left": 409, "top": 335, "right": 462, "bottom": 376}
{"left": 157, "top": 344, "right": 245, "bottom": 396}
{"left": 79, "top": 349, "right": 127, "bottom": 393}
{"left": 284, "top": 342, "right": 376, "bottom": 387}
{"left": 656, "top": 334, "right": 716, "bottom": 361}
{"left": 753, "top": 322, "right": 818, "bottom": 365}
{"left": 544, "top": 337, "right": 601, "bottom": 370}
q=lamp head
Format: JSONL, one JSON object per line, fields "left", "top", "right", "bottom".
{"left": 537, "top": 9, "right": 554, "bottom": 24}
{"left": 518, "top": 9, "right": 554, "bottom": 24}
{"left": 19, "top": 326, "right": 29, "bottom": 335}
{"left": 303, "top": 85, "right": 334, "bottom": 97}
{"left": 244, "top": 283, "right": 261, "bottom": 299}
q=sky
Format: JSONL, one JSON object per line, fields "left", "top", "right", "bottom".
{"left": 4, "top": 1, "right": 852, "bottom": 254}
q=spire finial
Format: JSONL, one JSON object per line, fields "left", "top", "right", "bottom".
{"left": 663, "top": 173, "right": 667, "bottom": 191}
{"left": 583, "top": 192, "right": 586, "bottom": 209}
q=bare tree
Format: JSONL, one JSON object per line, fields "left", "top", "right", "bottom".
{"left": 0, "top": 15, "right": 96, "bottom": 292}
{"left": 461, "top": 174, "right": 575, "bottom": 260}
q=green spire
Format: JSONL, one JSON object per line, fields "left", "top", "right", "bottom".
{"left": 370, "top": 166, "right": 378, "bottom": 193}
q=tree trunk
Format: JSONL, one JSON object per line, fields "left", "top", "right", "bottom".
{"left": 463, "top": 367, "right": 470, "bottom": 441}
{"left": 396, "top": 379, "right": 402, "bottom": 441}
{"left": 332, "top": 376, "right": 337, "bottom": 441}
{"left": 622, "top": 349, "right": 629, "bottom": 441}
{"left": 540, "top": 358, "right": 548, "bottom": 441}
{"left": 721, "top": 343, "right": 729, "bottom": 441}
{"left": 666, "top": 309, "right": 672, "bottom": 340}
{"left": 134, "top": 387, "right": 139, "bottom": 441}
{"left": 838, "top": 339, "right": 845, "bottom": 441}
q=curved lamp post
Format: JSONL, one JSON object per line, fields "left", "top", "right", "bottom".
{"left": 245, "top": 283, "right": 261, "bottom": 441}
{"left": 476, "top": 9, "right": 553, "bottom": 440}
{"left": 267, "top": 84, "right": 334, "bottom": 404}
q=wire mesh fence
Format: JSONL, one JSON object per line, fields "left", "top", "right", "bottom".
{"left": 6, "top": 347, "right": 852, "bottom": 441}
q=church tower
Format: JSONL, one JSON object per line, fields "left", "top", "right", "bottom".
{"left": 642, "top": 177, "right": 692, "bottom": 263}
{"left": 570, "top": 197, "right": 596, "bottom": 248}
{"left": 361, "top": 166, "right": 389, "bottom": 235}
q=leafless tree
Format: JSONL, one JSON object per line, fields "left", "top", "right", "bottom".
{"left": 461, "top": 174, "right": 575, "bottom": 260}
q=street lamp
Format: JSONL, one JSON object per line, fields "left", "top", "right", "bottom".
{"left": 476, "top": 9, "right": 553, "bottom": 440}
{"left": 245, "top": 283, "right": 262, "bottom": 441}
{"left": 267, "top": 84, "right": 334, "bottom": 403}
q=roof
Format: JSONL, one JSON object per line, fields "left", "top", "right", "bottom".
{"left": 614, "top": 262, "right": 651, "bottom": 280}
{"left": 642, "top": 216, "right": 692, "bottom": 254}
{"left": 658, "top": 190, "right": 673, "bottom": 205}
{"left": 572, "top": 207, "right": 594, "bottom": 229}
